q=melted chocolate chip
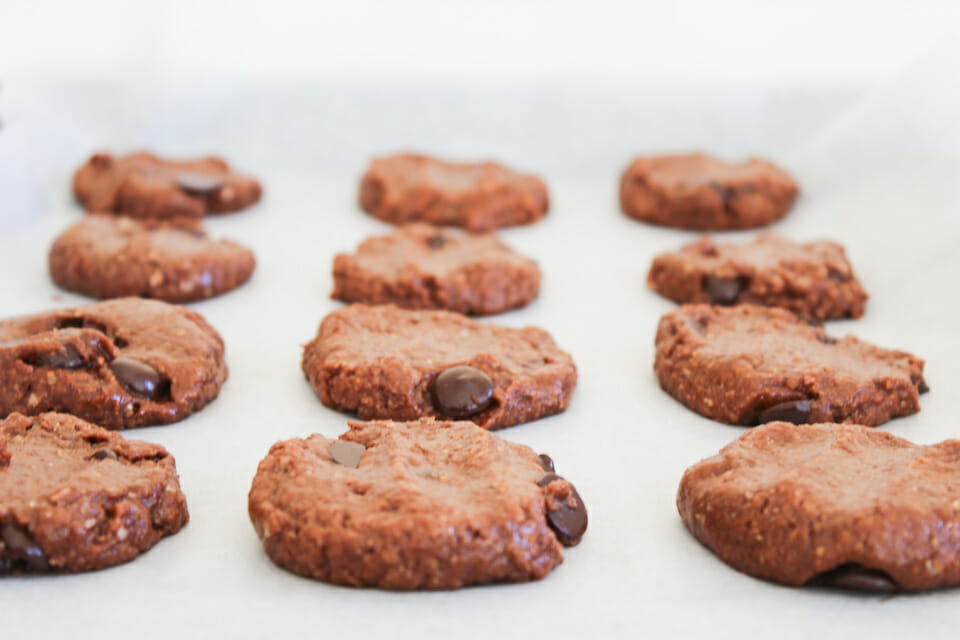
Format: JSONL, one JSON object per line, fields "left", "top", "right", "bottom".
{"left": 53, "top": 317, "right": 84, "bottom": 330}
{"left": 174, "top": 172, "right": 225, "bottom": 196}
{"left": 912, "top": 374, "right": 930, "bottom": 394}
{"left": 0, "top": 523, "right": 48, "bottom": 571}
{"left": 756, "top": 399, "right": 813, "bottom": 425}
{"left": 25, "top": 344, "right": 85, "bottom": 370}
{"left": 703, "top": 275, "right": 748, "bottom": 305}
{"left": 88, "top": 449, "right": 118, "bottom": 461}
{"left": 109, "top": 357, "right": 169, "bottom": 400}
{"left": 432, "top": 366, "right": 495, "bottom": 418}
{"left": 809, "top": 564, "right": 899, "bottom": 593}
{"left": 537, "top": 474, "right": 588, "bottom": 546}
{"left": 328, "top": 440, "right": 365, "bottom": 468}
{"left": 426, "top": 234, "right": 447, "bottom": 249}
{"left": 537, "top": 454, "right": 555, "bottom": 473}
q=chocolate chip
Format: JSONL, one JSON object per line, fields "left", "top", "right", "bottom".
{"left": 756, "top": 399, "right": 813, "bottom": 425}
{"left": 809, "top": 564, "right": 899, "bottom": 593}
{"left": 537, "top": 474, "right": 588, "bottom": 546}
{"left": 174, "top": 172, "right": 225, "bottom": 196}
{"left": 703, "top": 275, "right": 748, "bottom": 305}
{"left": 0, "top": 523, "right": 48, "bottom": 571}
{"left": 432, "top": 366, "right": 495, "bottom": 418}
{"left": 537, "top": 454, "right": 555, "bottom": 473}
{"left": 816, "top": 333, "right": 837, "bottom": 345}
{"left": 708, "top": 181, "right": 732, "bottom": 207}
{"left": 53, "top": 317, "right": 84, "bottom": 330}
{"left": 912, "top": 374, "right": 930, "bottom": 394}
{"left": 827, "top": 268, "right": 852, "bottom": 283}
{"left": 426, "top": 234, "right": 447, "bottom": 249}
{"left": 109, "top": 357, "right": 169, "bottom": 400}
{"left": 88, "top": 449, "right": 118, "bottom": 461}
{"left": 25, "top": 344, "right": 85, "bottom": 370}
{"left": 328, "top": 440, "right": 365, "bottom": 468}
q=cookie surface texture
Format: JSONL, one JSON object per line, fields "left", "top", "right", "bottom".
{"left": 248, "top": 418, "right": 587, "bottom": 589}
{"left": 301, "top": 304, "right": 576, "bottom": 429}
{"left": 332, "top": 223, "right": 540, "bottom": 315}
{"left": 620, "top": 153, "right": 798, "bottom": 230}
{"left": 654, "top": 304, "right": 925, "bottom": 426}
{"left": 0, "top": 412, "right": 188, "bottom": 573}
{"left": 359, "top": 153, "right": 549, "bottom": 231}
{"left": 0, "top": 298, "right": 227, "bottom": 428}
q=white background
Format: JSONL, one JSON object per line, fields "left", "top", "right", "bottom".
{"left": 1, "top": 2, "right": 960, "bottom": 638}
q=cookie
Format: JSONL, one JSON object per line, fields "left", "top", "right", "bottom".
{"left": 619, "top": 153, "right": 798, "bottom": 230}
{"left": 678, "top": 421, "right": 960, "bottom": 592}
{"left": 332, "top": 223, "right": 540, "bottom": 315}
{"left": 654, "top": 304, "right": 926, "bottom": 426}
{"left": 73, "top": 151, "right": 262, "bottom": 219}
{"left": 0, "top": 298, "right": 227, "bottom": 428}
{"left": 648, "top": 233, "right": 867, "bottom": 320}
{"left": 49, "top": 215, "right": 256, "bottom": 303}
{"left": 248, "top": 418, "right": 587, "bottom": 589}
{"left": 1, "top": 412, "right": 188, "bottom": 573}
{"left": 359, "top": 153, "right": 549, "bottom": 231}
{"left": 301, "top": 304, "right": 576, "bottom": 429}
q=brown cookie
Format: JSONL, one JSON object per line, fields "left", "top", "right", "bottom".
{"left": 1, "top": 412, "right": 188, "bottom": 573}
{"left": 678, "top": 421, "right": 960, "bottom": 592}
{"left": 73, "top": 151, "right": 262, "bottom": 219}
{"left": 0, "top": 298, "right": 227, "bottom": 429}
{"left": 248, "top": 418, "right": 587, "bottom": 589}
{"left": 648, "top": 233, "right": 867, "bottom": 320}
{"left": 301, "top": 304, "right": 577, "bottom": 429}
{"left": 359, "top": 153, "right": 549, "bottom": 231}
{"left": 49, "top": 215, "right": 256, "bottom": 303}
{"left": 619, "top": 153, "right": 798, "bottom": 230}
{"left": 654, "top": 304, "right": 926, "bottom": 426}
{"left": 332, "top": 223, "right": 540, "bottom": 315}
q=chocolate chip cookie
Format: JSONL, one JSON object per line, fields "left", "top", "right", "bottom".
{"left": 359, "top": 153, "right": 549, "bottom": 231}
{"left": 248, "top": 418, "right": 587, "bottom": 589}
{"left": 1, "top": 412, "right": 188, "bottom": 573}
{"left": 332, "top": 223, "right": 540, "bottom": 315}
{"left": 679, "top": 421, "right": 960, "bottom": 592}
{"left": 73, "top": 151, "right": 262, "bottom": 219}
{"left": 0, "top": 298, "right": 227, "bottom": 428}
{"left": 648, "top": 233, "right": 867, "bottom": 320}
{"left": 49, "top": 215, "right": 256, "bottom": 302}
{"left": 301, "top": 304, "right": 576, "bottom": 429}
{"left": 654, "top": 304, "right": 926, "bottom": 426}
{"left": 620, "top": 153, "right": 798, "bottom": 230}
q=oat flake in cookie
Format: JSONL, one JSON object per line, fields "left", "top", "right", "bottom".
{"left": 619, "top": 153, "right": 798, "bottom": 230}
{"left": 49, "top": 215, "right": 256, "bottom": 303}
{"left": 0, "top": 298, "right": 227, "bottom": 429}
{"left": 678, "top": 422, "right": 960, "bottom": 592}
{"left": 301, "top": 304, "right": 577, "bottom": 429}
{"left": 359, "top": 153, "right": 549, "bottom": 231}
{"left": 248, "top": 419, "right": 587, "bottom": 589}
{"left": 73, "top": 151, "right": 262, "bottom": 219}
{"left": 654, "top": 304, "right": 926, "bottom": 427}
{"left": 648, "top": 233, "right": 867, "bottom": 321}
{"left": 0, "top": 412, "right": 188, "bottom": 573}
{"left": 332, "top": 223, "right": 540, "bottom": 315}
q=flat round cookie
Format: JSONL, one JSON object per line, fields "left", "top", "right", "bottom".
{"left": 49, "top": 215, "right": 256, "bottom": 302}
{"left": 332, "top": 223, "right": 540, "bottom": 315}
{"left": 359, "top": 153, "right": 549, "bottom": 231}
{"left": 301, "top": 304, "right": 576, "bottom": 429}
{"left": 1, "top": 412, "right": 188, "bottom": 573}
{"left": 654, "top": 304, "right": 926, "bottom": 426}
{"left": 678, "top": 421, "right": 960, "bottom": 592}
{"left": 0, "top": 298, "right": 227, "bottom": 429}
{"left": 648, "top": 233, "right": 867, "bottom": 320}
{"left": 73, "top": 151, "right": 262, "bottom": 219}
{"left": 248, "top": 418, "right": 587, "bottom": 589}
{"left": 619, "top": 153, "right": 798, "bottom": 230}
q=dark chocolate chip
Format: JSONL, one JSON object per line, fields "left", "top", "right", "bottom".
{"left": 912, "top": 374, "right": 930, "bottom": 394}
{"left": 809, "top": 564, "right": 899, "bottom": 593}
{"left": 703, "top": 275, "right": 748, "bottom": 305}
{"left": 25, "top": 344, "right": 86, "bottom": 370}
{"left": 174, "top": 172, "right": 225, "bottom": 196}
{"left": 53, "top": 317, "right": 84, "bottom": 330}
{"left": 708, "top": 181, "right": 733, "bottom": 207}
{"left": 328, "top": 440, "right": 365, "bottom": 468}
{"left": 538, "top": 473, "right": 561, "bottom": 488}
{"left": 537, "top": 454, "right": 555, "bottom": 473}
{"left": 88, "top": 449, "right": 118, "bottom": 461}
{"left": 432, "top": 366, "right": 495, "bottom": 418}
{"left": 756, "top": 399, "right": 813, "bottom": 425}
{"left": 537, "top": 474, "right": 588, "bottom": 546}
{"left": 109, "top": 357, "right": 169, "bottom": 400}
{"left": 0, "top": 523, "right": 48, "bottom": 571}
{"left": 827, "top": 268, "right": 852, "bottom": 283}
{"left": 816, "top": 333, "right": 837, "bottom": 345}
{"left": 426, "top": 234, "right": 447, "bottom": 249}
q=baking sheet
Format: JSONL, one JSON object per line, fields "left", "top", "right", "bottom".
{"left": 1, "top": 39, "right": 959, "bottom": 639}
